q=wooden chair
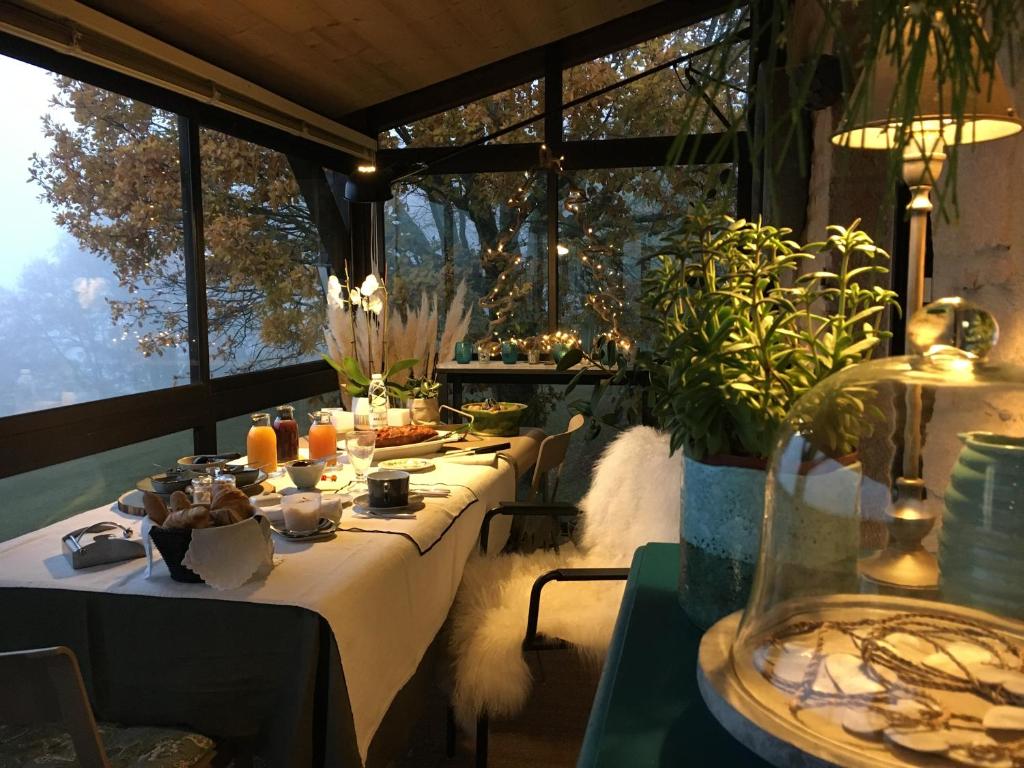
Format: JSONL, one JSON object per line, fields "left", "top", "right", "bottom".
{"left": 526, "top": 413, "right": 585, "bottom": 503}
{"left": 0, "top": 646, "right": 223, "bottom": 768}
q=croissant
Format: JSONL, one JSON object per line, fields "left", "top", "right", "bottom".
{"left": 169, "top": 490, "right": 192, "bottom": 513}
{"left": 163, "top": 505, "right": 213, "bottom": 530}
{"left": 143, "top": 492, "right": 169, "bottom": 525}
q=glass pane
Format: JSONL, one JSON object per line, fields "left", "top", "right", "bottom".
{"left": 381, "top": 80, "right": 543, "bottom": 148}
{"left": 558, "top": 165, "right": 736, "bottom": 345}
{"left": 200, "top": 128, "right": 337, "bottom": 375}
{"left": 0, "top": 430, "right": 193, "bottom": 543}
{"left": 0, "top": 55, "right": 188, "bottom": 418}
{"left": 216, "top": 392, "right": 342, "bottom": 456}
{"left": 384, "top": 172, "right": 548, "bottom": 341}
{"left": 563, "top": 12, "right": 749, "bottom": 140}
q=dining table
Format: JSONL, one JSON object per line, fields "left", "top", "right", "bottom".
{"left": 0, "top": 430, "right": 544, "bottom": 767}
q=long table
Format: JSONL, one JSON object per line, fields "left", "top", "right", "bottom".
{"left": 0, "top": 434, "right": 541, "bottom": 766}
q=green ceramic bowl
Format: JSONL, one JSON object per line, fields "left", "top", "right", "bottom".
{"left": 461, "top": 402, "right": 527, "bottom": 437}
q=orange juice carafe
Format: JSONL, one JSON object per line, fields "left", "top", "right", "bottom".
{"left": 247, "top": 412, "right": 278, "bottom": 473}
{"left": 308, "top": 410, "right": 338, "bottom": 465}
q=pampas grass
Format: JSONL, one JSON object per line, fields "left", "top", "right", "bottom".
{"left": 324, "top": 274, "right": 474, "bottom": 398}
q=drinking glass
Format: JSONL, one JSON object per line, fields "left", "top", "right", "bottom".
{"left": 455, "top": 340, "right": 473, "bottom": 364}
{"left": 345, "top": 430, "right": 376, "bottom": 487}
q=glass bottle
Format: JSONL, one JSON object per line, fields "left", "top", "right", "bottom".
{"left": 308, "top": 410, "right": 338, "bottom": 465}
{"left": 273, "top": 404, "right": 299, "bottom": 462}
{"left": 368, "top": 373, "right": 389, "bottom": 431}
{"left": 247, "top": 412, "right": 278, "bottom": 473}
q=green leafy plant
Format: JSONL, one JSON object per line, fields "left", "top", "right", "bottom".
{"left": 405, "top": 377, "right": 441, "bottom": 400}
{"left": 643, "top": 209, "right": 898, "bottom": 461}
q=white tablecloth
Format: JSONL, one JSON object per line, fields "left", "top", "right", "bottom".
{"left": 0, "top": 457, "right": 517, "bottom": 763}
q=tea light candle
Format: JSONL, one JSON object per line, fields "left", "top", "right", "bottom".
{"left": 282, "top": 493, "right": 320, "bottom": 532}
{"left": 387, "top": 408, "right": 412, "bottom": 426}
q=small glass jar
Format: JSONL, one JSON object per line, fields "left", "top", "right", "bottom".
{"left": 191, "top": 474, "right": 213, "bottom": 505}
{"left": 500, "top": 341, "right": 518, "bottom": 364}
{"left": 455, "top": 340, "right": 473, "bottom": 364}
{"left": 210, "top": 469, "right": 236, "bottom": 499}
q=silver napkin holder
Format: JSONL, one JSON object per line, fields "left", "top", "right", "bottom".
{"left": 62, "top": 522, "right": 145, "bottom": 569}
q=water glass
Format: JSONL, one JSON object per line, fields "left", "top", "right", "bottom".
{"left": 345, "top": 430, "right": 376, "bottom": 485}
{"left": 191, "top": 474, "right": 213, "bottom": 505}
{"left": 455, "top": 340, "right": 473, "bottom": 364}
{"left": 500, "top": 341, "right": 518, "bottom": 364}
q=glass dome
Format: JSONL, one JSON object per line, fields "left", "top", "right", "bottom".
{"left": 720, "top": 298, "right": 1024, "bottom": 767}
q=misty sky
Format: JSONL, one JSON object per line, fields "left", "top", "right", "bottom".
{"left": 0, "top": 55, "right": 66, "bottom": 288}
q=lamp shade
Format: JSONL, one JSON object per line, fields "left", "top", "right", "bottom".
{"left": 832, "top": 13, "right": 1022, "bottom": 149}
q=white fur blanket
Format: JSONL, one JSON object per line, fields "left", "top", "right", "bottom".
{"left": 450, "top": 426, "right": 682, "bottom": 725}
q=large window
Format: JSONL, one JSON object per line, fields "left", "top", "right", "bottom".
{"left": 0, "top": 55, "right": 188, "bottom": 418}
{"left": 385, "top": 172, "right": 547, "bottom": 339}
{"left": 563, "top": 12, "right": 749, "bottom": 140}
{"left": 200, "top": 128, "right": 333, "bottom": 374}
{"left": 558, "top": 165, "right": 736, "bottom": 342}
{"left": 382, "top": 81, "right": 543, "bottom": 149}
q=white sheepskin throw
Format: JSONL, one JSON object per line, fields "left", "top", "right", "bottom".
{"left": 450, "top": 426, "right": 681, "bottom": 725}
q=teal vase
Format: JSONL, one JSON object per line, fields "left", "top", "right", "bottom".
{"left": 942, "top": 431, "right": 1024, "bottom": 619}
{"left": 680, "top": 456, "right": 766, "bottom": 629}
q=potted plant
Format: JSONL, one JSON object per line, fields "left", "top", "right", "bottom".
{"left": 643, "top": 209, "right": 898, "bottom": 628}
{"left": 406, "top": 376, "right": 442, "bottom": 424}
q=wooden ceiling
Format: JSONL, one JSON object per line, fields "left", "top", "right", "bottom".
{"left": 79, "top": 0, "right": 661, "bottom": 125}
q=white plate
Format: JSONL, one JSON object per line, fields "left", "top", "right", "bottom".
{"left": 338, "top": 430, "right": 462, "bottom": 460}
{"left": 270, "top": 517, "right": 337, "bottom": 541}
{"left": 378, "top": 458, "right": 435, "bottom": 473}
{"left": 352, "top": 493, "right": 426, "bottom": 515}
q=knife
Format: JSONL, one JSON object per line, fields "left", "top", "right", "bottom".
{"left": 441, "top": 442, "right": 511, "bottom": 458}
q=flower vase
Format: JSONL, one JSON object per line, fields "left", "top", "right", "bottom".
{"left": 942, "top": 431, "right": 1024, "bottom": 619}
{"left": 680, "top": 456, "right": 766, "bottom": 629}
{"left": 408, "top": 397, "right": 440, "bottom": 424}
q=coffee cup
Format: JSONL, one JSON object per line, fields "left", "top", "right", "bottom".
{"left": 367, "top": 470, "right": 410, "bottom": 508}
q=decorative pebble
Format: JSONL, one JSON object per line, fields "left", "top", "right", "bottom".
{"left": 842, "top": 709, "right": 888, "bottom": 737}
{"left": 982, "top": 705, "right": 1024, "bottom": 732}
{"left": 1000, "top": 672, "right": 1024, "bottom": 697}
{"left": 826, "top": 653, "right": 886, "bottom": 695}
{"left": 884, "top": 632, "right": 934, "bottom": 661}
{"left": 771, "top": 649, "right": 813, "bottom": 684}
{"left": 924, "top": 652, "right": 968, "bottom": 678}
{"left": 947, "top": 642, "right": 996, "bottom": 667}
{"left": 885, "top": 728, "right": 950, "bottom": 754}
{"left": 969, "top": 665, "right": 1014, "bottom": 686}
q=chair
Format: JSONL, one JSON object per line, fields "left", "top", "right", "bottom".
{"left": 0, "top": 646, "right": 222, "bottom": 768}
{"left": 449, "top": 426, "right": 682, "bottom": 767}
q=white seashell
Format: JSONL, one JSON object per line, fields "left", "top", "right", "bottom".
{"left": 946, "top": 642, "right": 995, "bottom": 666}
{"left": 771, "top": 650, "right": 813, "bottom": 684}
{"left": 983, "top": 705, "right": 1024, "bottom": 732}
{"left": 884, "top": 632, "right": 933, "bottom": 661}
{"left": 842, "top": 709, "right": 888, "bottom": 737}
{"left": 825, "top": 653, "right": 886, "bottom": 695}
{"left": 885, "top": 728, "right": 950, "bottom": 754}
{"left": 969, "top": 665, "right": 1014, "bottom": 686}
{"left": 1000, "top": 672, "right": 1024, "bottom": 697}
{"left": 923, "top": 652, "right": 968, "bottom": 678}
{"left": 812, "top": 665, "right": 839, "bottom": 694}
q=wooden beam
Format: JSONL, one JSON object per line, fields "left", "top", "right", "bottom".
{"left": 346, "top": 0, "right": 737, "bottom": 134}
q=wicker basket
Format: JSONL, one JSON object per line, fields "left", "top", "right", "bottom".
{"left": 148, "top": 526, "right": 204, "bottom": 583}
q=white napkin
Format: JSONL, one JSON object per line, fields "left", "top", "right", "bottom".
{"left": 181, "top": 517, "right": 275, "bottom": 590}
{"left": 440, "top": 454, "right": 497, "bottom": 467}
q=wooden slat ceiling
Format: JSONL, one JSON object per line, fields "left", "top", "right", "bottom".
{"left": 79, "top": 0, "right": 661, "bottom": 124}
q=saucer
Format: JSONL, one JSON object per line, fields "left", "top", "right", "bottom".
{"left": 270, "top": 517, "right": 337, "bottom": 541}
{"left": 352, "top": 493, "right": 425, "bottom": 515}
{"left": 378, "top": 458, "right": 435, "bottom": 473}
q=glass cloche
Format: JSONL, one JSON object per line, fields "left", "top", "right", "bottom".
{"left": 699, "top": 298, "right": 1024, "bottom": 768}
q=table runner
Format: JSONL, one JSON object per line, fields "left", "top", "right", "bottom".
{"left": 0, "top": 456, "right": 518, "bottom": 764}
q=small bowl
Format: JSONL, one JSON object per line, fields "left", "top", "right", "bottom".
{"left": 177, "top": 453, "right": 242, "bottom": 472}
{"left": 150, "top": 471, "right": 192, "bottom": 494}
{"left": 285, "top": 458, "right": 328, "bottom": 489}
{"left": 223, "top": 464, "right": 261, "bottom": 486}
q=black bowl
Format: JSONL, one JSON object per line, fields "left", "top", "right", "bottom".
{"left": 150, "top": 472, "right": 192, "bottom": 494}
{"left": 223, "top": 464, "right": 261, "bottom": 486}
{"left": 148, "top": 526, "right": 203, "bottom": 583}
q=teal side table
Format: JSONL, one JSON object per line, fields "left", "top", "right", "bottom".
{"left": 578, "top": 543, "right": 769, "bottom": 767}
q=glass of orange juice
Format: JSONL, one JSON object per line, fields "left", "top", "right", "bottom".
{"left": 247, "top": 413, "right": 278, "bottom": 474}
{"left": 308, "top": 411, "right": 338, "bottom": 465}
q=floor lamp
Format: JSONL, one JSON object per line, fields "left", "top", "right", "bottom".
{"left": 831, "top": 16, "right": 1022, "bottom": 591}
